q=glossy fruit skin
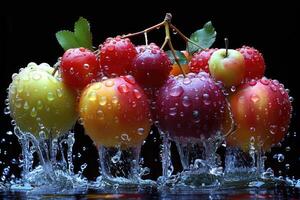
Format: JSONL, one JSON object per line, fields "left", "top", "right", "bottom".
{"left": 79, "top": 76, "right": 151, "bottom": 147}
{"left": 156, "top": 72, "right": 227, "bottom": 139}
{"left": 132, "top": 43, "right": 172, "bottom": 88}
{"left": 99, "top": 36, "right": 137, "bottom": 77}
{"left": 209, "top": 49, "right": 245, "bottom": 87}
{"left": 8, "top": 62, "right": 78, "bottom": 138}
{"left": 237, "top": 46, "right": 265, "bottom": 81}
{"left": 61, "top": 48, "right": 100, "bottom": 90}
{"left": 189, "top": 48, "right": 218, "bottom": 74}
{"left": 226, "top": 78, "right": 292, "bottom": 151}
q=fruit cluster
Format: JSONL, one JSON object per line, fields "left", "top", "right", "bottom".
{"left": 7, "top": 15, "right": 292, "bottom": 152}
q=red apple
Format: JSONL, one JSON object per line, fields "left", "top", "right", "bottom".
{"left": 226, "top": 78, "right": 292, "bottom": 151}
{"left": 209, "top": 49, "right": 245, "bottom": 87}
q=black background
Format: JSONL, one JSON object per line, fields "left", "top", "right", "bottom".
{"left": 1, "top": 4, "right": 300, "bottom": 181}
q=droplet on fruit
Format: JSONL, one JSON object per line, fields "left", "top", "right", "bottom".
{"left": 249, "top": 79, "right": 257, "bottom": 86}
{"left": 105, "top": 80, "right": 115, "bottom": 87}
{"left": 99, "top": 96, "right": 107, "bottom": 106}
{"left": 260, "top": 77, "right": 270, "bottom": 85}
{"left": 3, "top": 107, "right": 10, "bottom": 115}
{"left": 23, "top": 101, "right": 29, "bottom": 110}
{"left": 69, "top": 67, "right": 75, "bottom": 74}
{"left": 169, "top": 85, "right": 184, "bottom": 97}
{"left": 83, "top": 63, "right": 90, "bottom": 69}
{"left": 202, "top": 93, "right": 211, "bottom": 105}
{"left": 88, "top": 91, "right": 97, "bottom": 101}
{"left": 96, "top": 110, "right": 104, "bottom": 120}
{"left": 111, "top": 96, "right": 118, "bottom": 104}
{"left": 30, "top": 107, "right": 37, "bottom": 118}
{"left": 182, "top": 96, "right": 191, "bottom": 107}
{"left": 250, "top": 127, "right": 256, "bottom": 132}
{"left": 117, "top": 84, "right": 129, "bottom": 93}
{"left": 289, "top": 96, "right": 294, "bottom": 102}
{"left": 124, "top": 75, "right": 136, "bottom": 84}
{"left": 36, "top": 100, "right": 43, "bottom": 110}
{"left": 47, "top": 92, "right": 55, "bottom": 101}
{"left": 56, "top": 88, "right": 63, "bottom": 97}
{"left": 230, "top": 86, "right": 236, "bottom": 92}
{"left": 133, "top": 89, "right": 142, "bottom": 99}
{"left": 32, "top": 72, "right": 41, "bottom": 80}
{"left": 192, "top": 110, "right": 200, "bottom": 123}
{"left": 183, "top": 77, "right": 192, "bottom": 85}
{"left": 169, "top": 107, "right": 177, "bottom": 116}
{"left": 137, "top": 128, "right": 145, "bottom": 135}
{"left": 250, "top": 94, "right": 260, "bottom": 103}
{"left": 78, "top": 118, "right": 84, "bottom": 125}
{"left": 121, "top": 133, "right": 130, "bottom": 141}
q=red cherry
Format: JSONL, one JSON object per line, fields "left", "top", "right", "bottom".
{"left": 156, "top": 72, "right": 227, "bottom": 139}
{"left": 132, "top": 43, "right": 172, "bottom": 89}
{"left": 237, "top": 46, "right": 265, "bottom": 81}
{"left": 60, "top": 48, "right": 100, "bottom": 90}
{"left": 188, "top": 48, "right": 218, "bottom": 74}
{"left": 99, "top": 36, "right": 137, "bottom": 77}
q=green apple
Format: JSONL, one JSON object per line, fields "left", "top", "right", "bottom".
{"left": 208, "top": 49, "right": 245, "bottom": 87}
{"left": 8, "top": 62, "right": 78, "bottom": 138}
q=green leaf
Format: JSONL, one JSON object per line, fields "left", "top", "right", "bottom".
{"left": 187, "top": 21, "right": 216, "bottom": 54}
{"left": 55, "top": 30, "right": 80, "bottom": 51}
{"left": 74, "top": 17, "right": 93, "bottom": 50}
{"left": 166, "top": 50, "right": 188, "bottom": 65}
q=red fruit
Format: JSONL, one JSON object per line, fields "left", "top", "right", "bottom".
{"left": 132, "top": 43, "right": 172, "bottom": 88}
{"left": 188, "top": 48, "right": 218, "bottom": 74}
{"left": 156, "top": 72, "right": 227, "bottom": 139}
{"left": 226, "top": 78, "right": 292, "bottom": 151}
{"left": 99, "top": 36, "right": 137, "bottom": 77}
{"left": 237, "top": 46, "right": 265, "bottom": 81}
{"left": 61, "top": 48, "right": 100, "bottom": 90}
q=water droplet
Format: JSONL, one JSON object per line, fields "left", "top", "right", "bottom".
{"left": 11, "top": 120, "right": 16, "bottom": 126}
{"left": 182, "top": 96, "right": 191, "bottom": 107}
{"left": 97, "top": 110, "right": 104, "bottom": 120}
{"left": 193, "top": 110, "right": 200, "bottom": 123}
{"left": 3, "top": 107, "right": 10, "bottom": 115}
{"left": 47, "top": 92, "right": 55, "bottom": 101}
{"left": 30, "top": 107, "right": 37, "bottom": 117}
{"left": 250, "top": 127, "right": 256, "bottom": 132}
{"left": 289, "top": 96, "right": 294, "bottom": 102}
{"left": 124, "top": 75, "right": 136, "bottom": 84}
{"left": 133, "top": 89, "right": 142, "bottom": 99}
{"left": 275, "top": 154, "right": 284, "bottom": 163}
{"left": 88, "top": 91, "right": 97, "bottom": 101}
{"left": 107, "top": 45, "right": 115, "bottom": 51}
{"left": 270, "top": 84, "right": 277, "bottom": 92}
{"left": 285, "top": 146, "right": 291, "bottom": 152}
{"left": 23, "top": 101, "right": 29, "bottom": 110}
{"left": 69, "top": 67, "right": 75, "bottom": 74}
{"left": 83, "top": 63, "right": 89, "bottom": 69}
{"left": 269, "top": 125, "right": 277, "bottom": 135}
{"left": 249, "top": 79, "right": 257, "bottom": 86}
{"left": 117, "top": 84, "right": 129, "bottom": 93}
{"left": 99, "top": 96, "right": 107, "bottom": 106}
{"left": 183, "top": 77, "right": 192, "bottom": 85}
{"left": 170, "top": 85, "right": 184, "bottom": 97}
{"left": 36, "top": 100, "right": 43, "bottom": 110}
{"left": 111, "top": 96, "right": 118, "bottom": 104}
{"left": 32, "top": 72, "right": 41, "bottom": 80}
{"left": 56, "top": 88, "right": 63, "bottom": 97}
{"left": 169, "top": 107, "right": 177, "bottom": 116}
{"left": 105, "top": 80, "right": 115, "bottom": 87}
{"left": 202, "top": 93, "right": 211, "bottom": 105}
{"left": 250, "top": 94, "right": 260, "bottom": 103}
{"left": 6, "top": 131, "right": 13, "bottom": 135}
{"left": 137, "top": 128, "right": 145, "bottom": 135}
{"left": 121, "top": 133, "right": 130, "bottom": 141}
{"left": 230, "top": 86, "right": 236, "bottom": 92}
{"left": 78, "top": 118, "right": 84, "bottom": 125}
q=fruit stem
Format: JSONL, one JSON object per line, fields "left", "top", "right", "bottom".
{"left": 52, "top": 61, "right": 61, "bottom": 76}
{"left": 224, "top": 38, "right": 229, "bottom": 57}
{"left": 121, "top": 21, "right": 165, "bottom": 38}
{"left": 144, "top": 32, "right": 148, "bottom": 46}
{"left": 164, "top": 18, "right": 186, "bottom": 77}
{"left": 169, "top": 24, "right": 204, "bottom": 50}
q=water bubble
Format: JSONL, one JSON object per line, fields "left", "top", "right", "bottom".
{"left": 169, "top": 107, "right": 177, "bottom": 116}
{"left": 37, "top": 100, "right": 43, "bottom": 110}
{"left": 23, "top": 101, "right": 29, "bottom": 110}
{"left": 285, "top": 146, "right": 291, "bottom": 152}
{"left": 47, "top": 92, "right": 55, "bottom": 101}
{"left": 230, "top": 86, "right": 236, "bottom": 92}
{"left": 69, "top": 67, "right": 75, "bottom": 74}
{"left": 3, "top": 107, "right": 10, "bottom": 115}
{"left": 250, "top": 127, "right": 256, "bottom": 132}
{"left": 88, "top": 91, "right": 97, "bottom": 101}
{"left": 99, "top": 96, "right": 107, "bottom": 106}
{"left": 111, "top": 96, "right": 118, "bottom": 104}
{"left": 105, "top": 80, "right": 115, "bottom": 87}
{"left": 111, "top": 151, "right": 121, "bottom": 163}
{"left": 77, "top": 153, "right": 82, "bottom": 158}
{"left": 192, "top": 110, "right": 200, "bottom": 123}
{"left": 11, "top": 120, "right": 16, "bottom": 126}
{"left": 121, "top": 133, "right": 130, "bottom": 141}
{"left": 124, "top": 75, "right": 136, "bottom": 84}
{"left": 56, "top": 88, "right": 63, "bottom": 97}
{"left": 6, "top": 131, "right": 13, "bottom": 135}
{"left": 250, "top": 94, "right": 260, "bottom": 103}
{"left": 83, "top": 64, "right": 89, "bottom": 69}
{"left": 274, "top": 154, "right": 285, "bottom": 163}
{"left": 32, "top": 72, "right": 41, "bottom": 80}
{"left": 170, "top": 85, "right": 184, "bottom": 97}
{"left": 133, "top": 89, "right": 142, "bottom": 99}
{"left": 39, "top": 130, "right": 46, "bottom": 139}
{"left": 117, "top": 84, "right": 129, "bottom": 93}
{"left": 97, "top": 110, "right": 105, "bottom": 120}
{"left": 249, "top": 79, "right": 257, "bottom": 86}
{"left": 202, "top": 93, "right": 211, "bottom": 105}
{"left": 289, "top": 96, "right": 294, "bottom": 102}
{"left": 182, "top": 96, "right": 191, "bottom": 107}
{"left": 137, "top": 128, "right": 145, "bottom": 135}
{"left": 183, "top": 77, "right": 192, "bottom": 85}
{"left": 269, "top": 125, "right": 277, "bottom": 135}
{"left": 78, "top": 118, "right": 84, "bottom": 125}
